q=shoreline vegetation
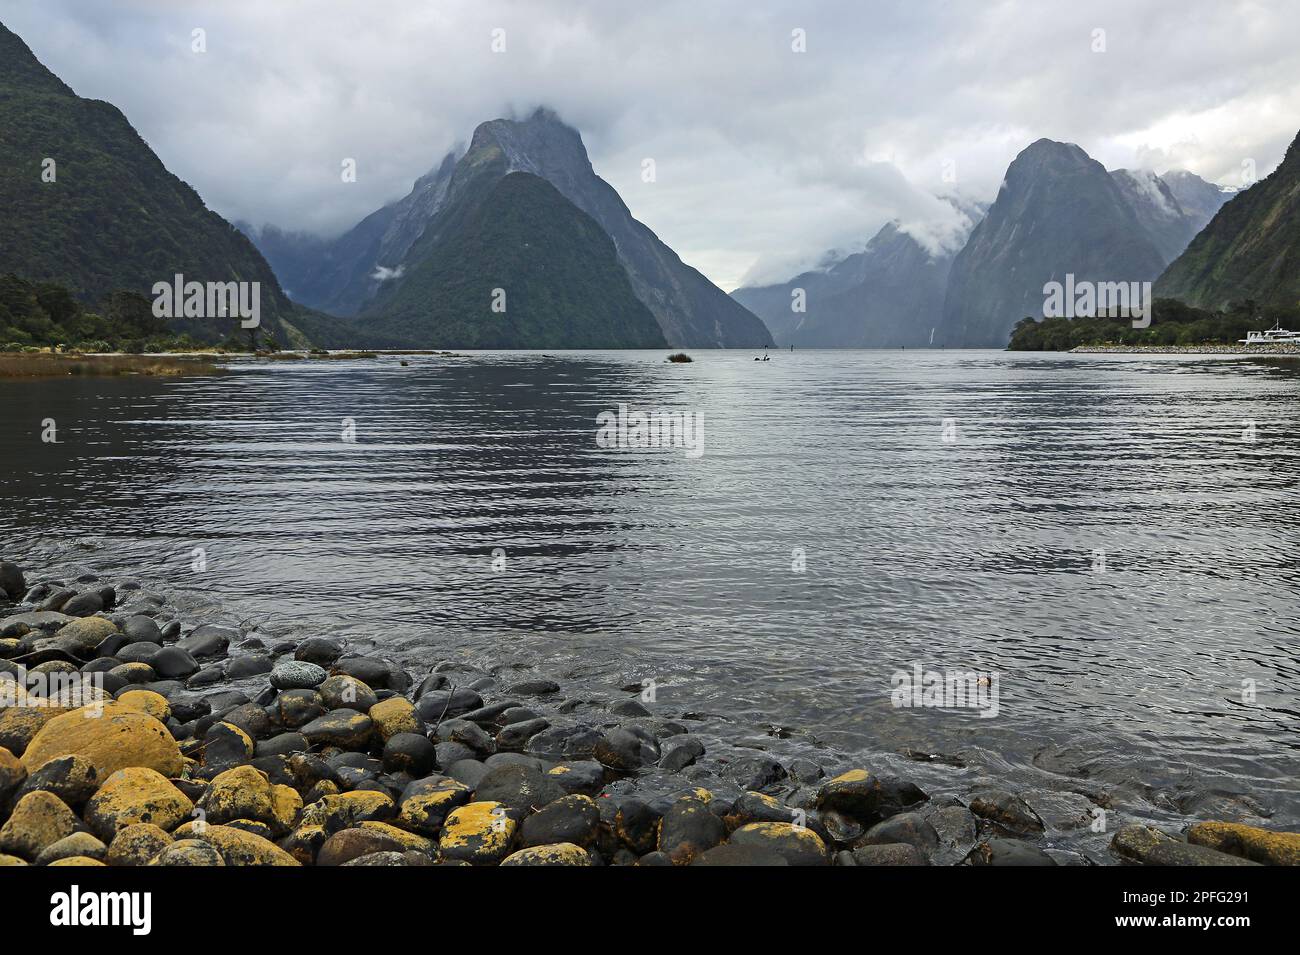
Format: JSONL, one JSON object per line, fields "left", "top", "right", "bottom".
{"left": 1071, "top": 343, "right": 1300, "bottom": 355}
{"left": 2, "top": 558, "right": 1298, "bottom": 867}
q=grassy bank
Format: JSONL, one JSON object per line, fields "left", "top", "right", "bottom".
{"left": 0, "top": 353, "right": 220, "bottom": 378}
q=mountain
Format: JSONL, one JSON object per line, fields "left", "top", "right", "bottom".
{"left": 1155, "top": 131, "right": 1300, "bottom": 310}
{"left": 1161, "top": 169, "right": 1233, "bottom": 226}
{"left": 731, "top": 212, "right": 976, "bottom": 348}
{"left": 1110, "top": 169, "right": 1200, "bottom": 263}
{"left": 940, "top": 140, "right": 1169, "bottom": 346}
{"left": 0, "top": 22, "right": 313, "bottom": 345}
{"left": 253, "top": 109, "right": 772, "bottom": 348}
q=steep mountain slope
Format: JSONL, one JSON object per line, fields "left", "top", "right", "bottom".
{"left": 1111, "top": 169, "right": 1199, "bottom": 263}
{"left": 732, "top": 223, "right": 957, "bottom": 347}
{"left": 940, "top": 140, "right": 1168, "bottom": 346}
{"left": 0, "top": 22, "right": 308, "bottom": 344}
{"left": 1155, "top": 130, "right": 1300, "bottom": 310}
{"left": 354, "top": 171, "right": 666, "bottom": 348}
{"left": 259, "top": 109, "right": 771, "bottom": 348}
{"left": 1161, "top": 169, "right": 1233, "bottom": 227}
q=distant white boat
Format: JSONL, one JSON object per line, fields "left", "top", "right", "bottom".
{"left": 1240, "top": 321, "right": 1300, "bottom": 344}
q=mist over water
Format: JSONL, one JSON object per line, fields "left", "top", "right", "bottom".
{"left": 3, "top": 349, "right": 1298, "bottom": 848}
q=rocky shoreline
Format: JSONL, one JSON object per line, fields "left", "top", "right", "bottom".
{"left": 1070, "top": 343, "right": 1300, "bottom": 355}
{"left": 1, "top": 557, "right": 1296, "bottom": 867}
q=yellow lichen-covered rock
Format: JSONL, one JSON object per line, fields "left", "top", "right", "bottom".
{"left": 0, "top": 854, "right": 28, "bottom": 865}
{"left": 395, "top": 776, "right": 470, "bottom": 834}
{"left": 179, "top": 824, "right": 299, "bottom": 866}
{"left": 438, "top": 801, "right": 518, "bottom": 864}
{"left": 52, "top": 617, "right": 118, "bottom": 656}
{"left": 299, "top": 790, "right": 395, "bottom": 831}
{"left": 0, "top": 790, "right": 81, "bottom": 859}
{"left": 271, "top": 784, "right": 303, "bottom": 833}
{"left": 201, "top": 722, "right": 254, "bottom": 763}
{"left": 728, "top": 822, "right": 830, "bottom": 866}
{"left": 116, "top": 690, "right": 171, "bottom": 723}
{"left": 106, "top": 823, "right": 173, "bottom": 866}
{"left": 84, "top": 767, "right": 194, "bottom": 840}
{"left": 813, "top": 768, "right": 880, "bottom": 817}
{"left": 279, "top": 824, "right": 327, "bottom": 865}
{"left": 49, "top": 855, "right": 107, "bottom": 866}
{"left": 21, "top": 702, "right": 183, "bottom": 778}
{"left": 368, "top": 696, "right": 419, "bottom": 742}
{"left": 0, "top": 745, "right": 24, "bottom": 800}
{"left": 197, "top": 765, "right": 274, "bottom": 826}
{"left": 1187, "top": 821, "right": 1300, "bottom": 866}
{"left": 501, "top": 843, "right": 593, "bottom": 866}
{"left": 356, "top": 821, "right": 436, "bottom": 855}
{"left": 35, "top": 831, "right": 108, "bottom": 865}
{"left": 148, "top": 839, "right": 226, "bottom": 866}
{"left": 0, "top": 706, "right": 63, "bottom": 757}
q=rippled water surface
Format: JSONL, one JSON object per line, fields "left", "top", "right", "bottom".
{"left": 2, "top": 349, "right": 1298, "bottom": 841}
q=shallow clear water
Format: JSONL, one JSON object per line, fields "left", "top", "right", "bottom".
{"left": 2, "top": 349, "right": 1298, "bottom": 845}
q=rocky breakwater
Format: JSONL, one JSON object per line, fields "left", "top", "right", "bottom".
{"left": 1, "top": 557, "right": 1298, "bottom": 867}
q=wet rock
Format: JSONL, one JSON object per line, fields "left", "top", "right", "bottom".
{"left": 301, "top": 709, "right": 373, "bottom": 749}
{"left": 35, "top": 831, "right": 107, "bottom": 865}
{"left": 22, "top": 701, "right": 183, "bottom": 778}
{"left": 0, "top": 562, "right": 25, "bottom": 600}
{"left": 1186, "top": 821, "right": 1300, "bottom": 866}
{"left": 497, "top": 706, "right": 539, "bottom": 724}
{"left": 444, "top": 758, "right": 489, "bottom": 790}
{"left": 256, "top": 732, "right": 309, "bottom": 758}
{"left": 369, "top": 696, "right": 420, "bottom": 741}
{"left": 691, "top": 843, "right": 790, "bottom": 866}
{"left": 817, "top": 808, "right": 865, "bottom": 845}
{"left": 120, "top": 616, "right": 162, "bottom": 645}
{"left": 526, "top": 724, "right": 603, "bottom": 760}
{"left": 433, "top": 718, "right": 496, "bottom": 755}
{"left": 413, "top": 673, "right": 449, "bottom": 700}
{"left": 225, "top": 654, "right": 273, "bottom": 680}
{"left": 202, "top": 721, "right": 254, "bottom": 767}
{"left": 318, "top": 674, "right": 378, "bottom": 712}
{"left": 1110, "top": 824, "right": 1176, "bottom": 863}
{"left": 0, "top": 791, "right": 81, "bottom": 859}
{"left": 151, "top": 647, "right": 199, "bottom": 680}
{"left": 270, "top": 660, "right": 327, "bottom": 690}
{"left": 197, "top": 765, "right": 275, "bottom": 826}
{"left": 727, "top": 790, "right": 799, "bottom": 827}
{"left": 219, "top": 702, "right": 273, "bottom": 740}
{"left": 116, "top": 642, "right": 162, "bottom": 666}
{"left": 397, "top": 776, "right": 471, "bottom": 834}
{"left": 967, "top": 838, "right": 1058, "bottom": 866}
{"left": 52, "top": 617, "right": 118, "bottom": 657}
{"left": 271, "top": 689, "right": 325, "bottom": 728}
{"left": 414, "top": 687, "right": 482, "bottom": 721}
{"left": 730, "top": 822, "right": 829, "bottom": 866}
{"left": 637, "top": 851, "right": 672, "bottom": 866}
{"left": 814, "top": 769, "right": 927, "bottom": 824}
{"left": 84, "top": 767, "right": 194, "bottom": 840}
{"left": 1146, "top": 840, "right": 1263, "bottom": 865}
{"left": 333, "top": 656, "right": 409, "bottom": 693}
{"left": 928, "top": 804, "right": 979, "bottom": 866}
{"left": 594, "top": 727, "right": 660, "bottom": 771}
{"left": 383, "top": 733, "right": 437, "bottom": 776}
{"left": 521, "top": 794, "right": 601, "bottom": 848}
{"left": 148, "top": 839, "right": 226, "bottom": 866}
{"left": 853, "top": 843, "right": 929, "bottom": 866}
{"left": 546, "top": 760, "right": 605, "bottom": 797}
{"left": 438, "top": 801, "right": 518, "bottom": 864}
{"left": 969, "top": 789, "right": 1045, "bottom": 834}
{"left": 13, "top": 754, "right": 99, "bottom": 809}
{"left": 474, "top": 763, "right": 567, "bottom": 815}
{"left": 496, "top": 717, "right": 550, "bottom": 751}
{"left": 858, "top": 811, "right": 939, "bottom": 856}
{"left": 38, "top": 589, "right": 76, "bottom": 612}
{"left": 660, "top": 737, "right": 705, "bottom": 771}
{"left": 60, "top": 592, "right": 104, "bottom": 617}
{"left": 502, "top": 843, "right": 593, "bottom": 866}
{"left": 105, "top": 823, "right": 172, "bottom": 866}
{"left": 294, "top": 637, "right": 343, "bottom": 665}
{"left": 658, "top": 793, "right": 725, "bottom": 865}
{"left": 185, "top": 666, "right": 224, "bottom": 688}
{"left": 176, "top": 625, "right": 235, "bottom": 659}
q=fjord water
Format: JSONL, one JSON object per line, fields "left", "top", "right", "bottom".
{"left": 3, "top": 350, "right": 1298, "bottom": 844}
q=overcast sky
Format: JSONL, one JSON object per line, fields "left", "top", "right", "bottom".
{"left": 5, "top": 0, "right": 1298, "bottom": 289}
